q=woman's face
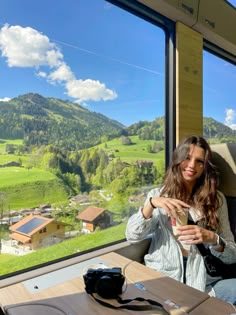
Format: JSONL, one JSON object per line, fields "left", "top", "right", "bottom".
{"left": 180, "top": 144, "right": 205, "bottom": 191}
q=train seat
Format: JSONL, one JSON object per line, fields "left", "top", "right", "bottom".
{"left": 211, "top": 142, "right": 236, "bottom": 240}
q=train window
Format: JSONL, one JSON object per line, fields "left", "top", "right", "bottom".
{"left": 203, "top": 50, "right": 236, "bottom": 143}
{"left": 226, "top": 0, "right": 236, "bottom": 9}
{"left": 0, "top": 0, "right": 166, "bottom": 277}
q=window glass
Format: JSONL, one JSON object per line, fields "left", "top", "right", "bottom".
{"left": 0, "top": 0, "right": 165, "bottom": 276}
{"left": 226, "top": 0, "right": 236, "bottom": 9}
{"left": 203, "top": 51, "right": 236, "bottom": 143}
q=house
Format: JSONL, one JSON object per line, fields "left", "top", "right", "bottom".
{"left": 77, "top": 206, "right": 113, "bottom": 233}
{"left": 9, "top": 214, "right": 68, "bottom": 250}
{"left": 0, "top": 161, "right": 21, "bottom": 167}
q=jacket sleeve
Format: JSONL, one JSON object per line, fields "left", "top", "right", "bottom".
{"left": 210, "top": 191, "right": 236, "bottom": 263}
{"left": 125, "top": 188, "right": 161, "bottom": 243}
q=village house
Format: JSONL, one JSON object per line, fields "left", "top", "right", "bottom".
{"left": 77, "top": 206, "right": 113, "bottom": 233}
{"left": 9, "top": 214, "right": 68, "bottom": 250}
{"left": 0, "top": 161, "right": 21, "bottom": 167}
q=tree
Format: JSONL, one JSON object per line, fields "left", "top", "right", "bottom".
{"left": 120, "top": 136, "right": 132, "bottom": 145}
{"left": 152, "top": 141, "right": 164, "bottom": 153}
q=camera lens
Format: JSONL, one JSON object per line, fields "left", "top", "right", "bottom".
{"left": 96, "top": 275, "right": 117, "bottom": 299}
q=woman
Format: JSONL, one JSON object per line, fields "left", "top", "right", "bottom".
{"left": 126, "top": 135, "right": 236, "bottom": 304}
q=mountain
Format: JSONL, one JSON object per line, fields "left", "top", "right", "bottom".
{"left": 0, "top": 93, "right": 234, "bottom": 151}
{"left": 0, "top": 93, "right": 125, "bottom": 150}
{"left": 127, "top": 117, "right": 165, "bottom": 140}
{"left": 203, "top": 117, "right": 236, "bottom": 138}
{"left": 126, "top": 117, "right": 236, "bottom": 140}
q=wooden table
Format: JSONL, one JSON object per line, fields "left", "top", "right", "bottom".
{"left": 189, "top": 297, "right": 236, "bottom": 315}
{"left": 0, "top": 252, "right": 233, "bottom": 315}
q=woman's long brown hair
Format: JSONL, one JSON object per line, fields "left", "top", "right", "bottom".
{"left": 160, "top": 135, "right": 221, "bottom": 230}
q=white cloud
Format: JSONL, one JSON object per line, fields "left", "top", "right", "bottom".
{"left": 0, "top": 24, "right": 118, "bottom": 104}
{"left": 48, "top": 63, "right": 75, "bottom": 83}
{"left": 36, "top": 71, "right": 47, "bottom": 78}
{"left": 0, "top": 97, "right": 11, "bottom": 102}
{"left": 225, "top": 108, "right": 236, "bottom": 130}
{"left": 66, "top": 79, "right": 117, "bottom": 102}
{"left": 0, "top": 24, "right": 63, "bottom": 67}
{"left": 46, "top": 49, "right": 63, "bottom": 68}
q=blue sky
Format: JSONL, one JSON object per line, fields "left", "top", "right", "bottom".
{"left": 0, "top": 0, "right": 235, "bottom": 129}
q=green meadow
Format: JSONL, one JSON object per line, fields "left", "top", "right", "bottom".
{"left": 0, "top": 154, "right": 30, "bottom": 165}
{"left": 0, "top": 167, "right": 68, "bottom": 210}
{"left": 98, "top": 136, "right": 165, "bottom": 168}
{"left": 0, "top": 167, "right": 57, "bottom": 186}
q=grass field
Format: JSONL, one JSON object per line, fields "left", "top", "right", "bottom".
{"left": 0, "top": 154, "right": 30, "bottom": 165}
{"left": 0, "top": 167, "right": 56, "bottom": 187}
{"left": 98, "top": 136, "right": 165, "bottom": 168}
{"left": 0, "top": 167, "right": 68, "bottom": 210}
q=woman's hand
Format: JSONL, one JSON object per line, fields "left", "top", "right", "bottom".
{"left": 151, "top": 196, "right": 190, "bottom": 218}
{"left": 142, "top": 196, "right": 190, "bottom": 219}
{"left": 176, "top": 225, "right": 217, "bottom": 245}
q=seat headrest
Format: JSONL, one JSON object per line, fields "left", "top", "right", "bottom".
{"left": 210, "top": 143, "right": 236, "bottom": 197}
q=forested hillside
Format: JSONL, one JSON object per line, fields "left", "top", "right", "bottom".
{"left": 127, "top": 117, "right": 235, "bottom": 141}
{"left": 203, "top": 117, "right": 236, "bottom": 139}
{"left": 0, "top": 93, "right": 125, "bottom": 150}
{"left": 0, "top": 94, "right": 235, "bottom": 153}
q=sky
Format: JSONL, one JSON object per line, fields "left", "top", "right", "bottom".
{"left": 0, "top": 0, "right": 235, "bottom": 129}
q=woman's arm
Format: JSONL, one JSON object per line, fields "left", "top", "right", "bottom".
{"left": 212, "top": 191, "right": 236, "bottom": 263}
{"left": 126, "top": 187, "right": 190, "bottom": 243}
{"left": 125, "top": 207, "right": 154, "bottom": 243}
{"left": 125, "top": 189, "right": 161, "bottom": 243}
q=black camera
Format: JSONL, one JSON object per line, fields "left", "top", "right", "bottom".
{"left": 83, "top": 267, "right": 125, "bottom": 299}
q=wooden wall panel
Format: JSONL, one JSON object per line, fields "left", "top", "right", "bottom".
{"left": 176, "top": 22, "right": 203, "bottom": 144}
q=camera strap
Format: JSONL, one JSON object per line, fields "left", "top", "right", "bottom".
{"left": 90, "top": 293, "right": 170, "bottom": 314}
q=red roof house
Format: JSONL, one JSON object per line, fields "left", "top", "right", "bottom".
{"left": 77, "top": 206, "right": 113, "bottom": 233}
